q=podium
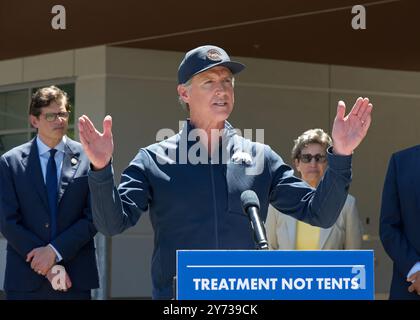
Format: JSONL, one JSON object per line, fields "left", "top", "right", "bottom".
{"left": 176, "top": 250, "right": 374, "bottom": 300}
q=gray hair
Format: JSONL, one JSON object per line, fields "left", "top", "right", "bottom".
{"left": 291, "top": 128, "right": 332, "bottom": 160}
{"left": 178, "top": 79, "right": 192, "bottom": 112}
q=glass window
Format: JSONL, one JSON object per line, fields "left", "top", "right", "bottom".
{"left": 0, "top": 89, "right": 29, "bottom": 130}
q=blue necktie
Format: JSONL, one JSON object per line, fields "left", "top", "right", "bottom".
{"left": 46, "top": 149, "right": 58, "bottom": 238}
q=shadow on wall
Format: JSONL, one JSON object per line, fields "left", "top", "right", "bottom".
{"left": 362, "top": 237, "right": 392, "bottom": 299}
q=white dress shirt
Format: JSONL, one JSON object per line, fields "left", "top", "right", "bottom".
{"left": 408, "top": 262, "right": 420, "bottom": 281}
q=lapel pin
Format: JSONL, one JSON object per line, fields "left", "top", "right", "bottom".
{"left": 231, "top": 151, "right": 253, "bottom": 165}
{"left": 71, "top": 157, "right": 78, "bottom": 165}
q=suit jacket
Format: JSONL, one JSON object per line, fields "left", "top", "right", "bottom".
{"left": 0, "top": 137, "right": 99, "bottom": 292}
{"left": 380, "top": 145, "right": 420, "bottom": 300}
{"left": 266, "top": 194, "right": 363, "bottom": 250}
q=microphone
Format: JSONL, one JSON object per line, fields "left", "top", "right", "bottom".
{"left": 240, "top": 190, "right": 269, "bottom": 250}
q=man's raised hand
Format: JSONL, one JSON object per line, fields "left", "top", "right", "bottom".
{"left": 78, "top": 115, "right": 114, "bottom": 170}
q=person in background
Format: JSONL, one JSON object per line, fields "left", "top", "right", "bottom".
{"left": 266, "top": 128, "right": 363, "bottom": 250}
{"left": 0, "top": 86, "right": 99, "bottom": 299}
{"left": 380, "top": 146, "right": 420, "bottom": 299}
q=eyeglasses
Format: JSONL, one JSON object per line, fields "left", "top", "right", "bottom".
{"left": 299, "top": 153, "right": 327, "bottom": 163}
{"left": 42, "top": 111, "right": 70, "bottom": 122}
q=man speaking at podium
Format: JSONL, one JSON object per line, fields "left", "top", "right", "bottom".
{"left": 78, "top": 45, "right": 373, "bottom": 299}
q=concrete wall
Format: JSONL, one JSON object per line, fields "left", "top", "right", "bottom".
{"left": 1, "top": 45, "right": 420, "bottom": 298}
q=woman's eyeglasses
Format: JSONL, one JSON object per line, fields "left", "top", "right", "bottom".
{"left": 299, "top": 153, "right": 327, "bottom": 163}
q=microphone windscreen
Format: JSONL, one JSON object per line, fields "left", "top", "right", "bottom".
{"left": 240, "top": 190, "right": 260, "bottom": 210}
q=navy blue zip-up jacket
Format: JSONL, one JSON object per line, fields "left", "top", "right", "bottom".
{"left": 88, "top": 120, "right": 352, "bottom": 299}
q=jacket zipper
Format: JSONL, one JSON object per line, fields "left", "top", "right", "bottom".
{"left": 209, "top": 162, "right": 219, "bottom": 248}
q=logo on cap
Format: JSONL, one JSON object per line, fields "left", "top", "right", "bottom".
{"left": 206, "top": 49, "right": 223, "bottom": 61}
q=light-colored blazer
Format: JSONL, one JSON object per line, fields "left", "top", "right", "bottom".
{"left": 265, "top": 194, "right": 363, "bottom": 250}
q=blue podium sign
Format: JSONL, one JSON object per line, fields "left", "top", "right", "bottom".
{"left": 176, "top": 250, "right": 374, "bottom": 300}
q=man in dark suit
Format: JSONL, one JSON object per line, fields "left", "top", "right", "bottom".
{"left": 380, "top": 146, "right": 420, "bottom": 300}
{"left": 0, "top": 86, "right": 99, "bottom": 299}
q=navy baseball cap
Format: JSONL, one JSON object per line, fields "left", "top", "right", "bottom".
{"left": 177, "top": 45, "right": 246, "bottom": 84}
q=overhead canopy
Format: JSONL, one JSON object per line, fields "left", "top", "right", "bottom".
{"left": 1, "top": 0, "right": 419, "bottom": 71}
